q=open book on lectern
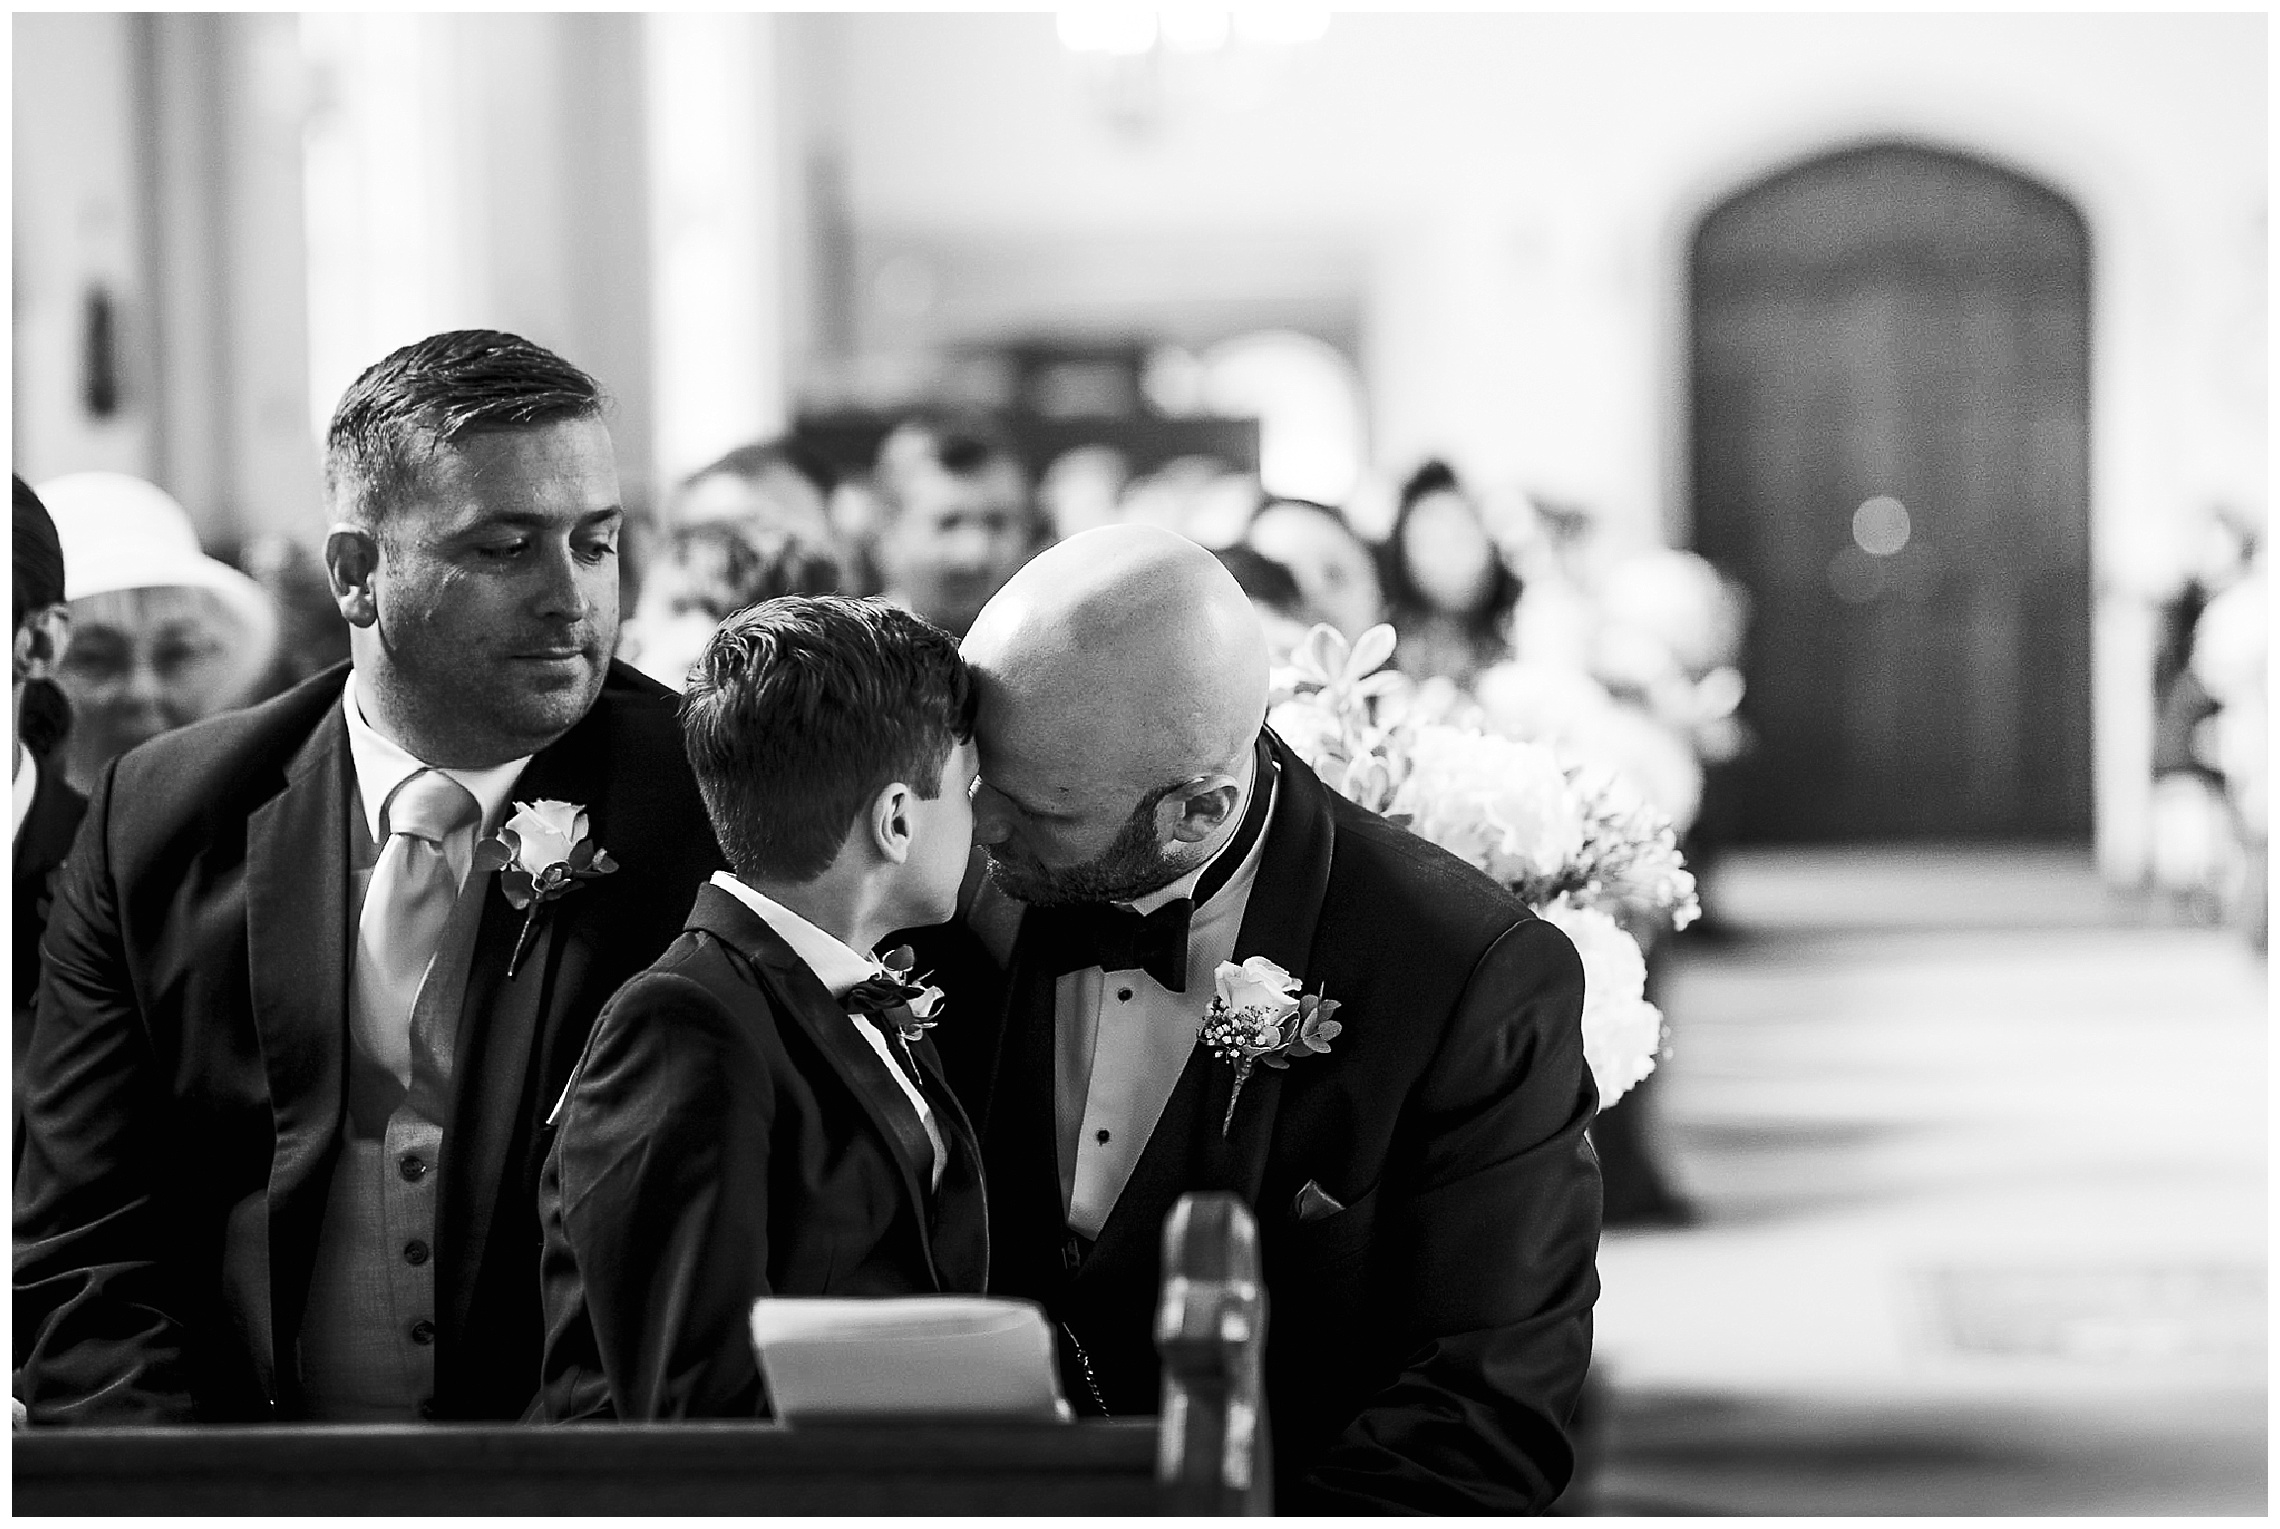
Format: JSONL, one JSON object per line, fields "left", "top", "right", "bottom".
{"left": 749, "top": 1296, "right": 1074, "bottom": 1422}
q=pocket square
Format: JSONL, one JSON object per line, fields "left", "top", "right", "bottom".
{"left": 1292, "top": 1179, "right": 1345, "bottom": 1223}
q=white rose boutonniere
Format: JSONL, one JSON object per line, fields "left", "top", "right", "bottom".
{"left": 1199, "top": 955, "right": 1342, "bottom": 1136}
{"left": 472, "top": 798, "right": 619, "bottom": 978}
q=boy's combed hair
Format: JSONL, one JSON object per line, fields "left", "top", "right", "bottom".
{"left": 682, "top": 595, "right": 976, "bottom": 884}
{"left": 324, "top": 328, "right": 605, "bottom": 528}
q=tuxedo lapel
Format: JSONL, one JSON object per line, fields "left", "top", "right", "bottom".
{"left": 982, "top": 925, "right": 1086, "bottom": 1299}
{"left": 686, "top": 885, "right": 949, "bottom": 1286}
{"left": 435, "top": 731, "right": 591, "bottom": 1349}
{"left": 1212, "top": 733, "right": 1337, "bottom": 1191}
{"left": 1079, "top": 732, "right": 1337, "bottom": 1281}
{"left": 242, "top": 705, "right": 355, "bottom": 1386}
{"left": 908, "top": 1036, "right": 989, "bottom": 1292}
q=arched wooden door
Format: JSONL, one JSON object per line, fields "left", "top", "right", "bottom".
{"left": 1690, "top": 142, "right": 2092, "bottom": 843}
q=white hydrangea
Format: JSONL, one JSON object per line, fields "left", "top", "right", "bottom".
{"left": 1266, "top": 619, "right": 1692, "bottom": 1107}
{"left": 1390, "top": 724, "right": 1583, "bottom": 890}
{"left": 1536, "top": 898, "right": 1666, "bottom": 1107}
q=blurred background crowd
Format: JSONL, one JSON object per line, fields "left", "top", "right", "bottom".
{"left": 13, "top": 12, "right": 2263, "bottom": 932}
{"left": 11, "top": 9, "right": 2266, "bottom": 1513}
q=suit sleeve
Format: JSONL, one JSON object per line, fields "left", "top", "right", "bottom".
{"left": 1299, "top": 916, "right": 1601, "bottom": 1514}
{"left": 13, "top": 765, "right": 201, "bottom": 1423}
{"left": 543, "top": 970, "right": 780, "bottom": 1419}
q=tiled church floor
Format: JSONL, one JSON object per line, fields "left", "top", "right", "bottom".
{"left": 1567, "top": 847, "right": 2267, "bottom": 1515}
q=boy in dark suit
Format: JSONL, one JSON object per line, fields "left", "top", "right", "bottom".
{"left": 536, "top": 596, "right": 988, "bottom": 1421}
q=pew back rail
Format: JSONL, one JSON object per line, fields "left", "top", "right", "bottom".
{"left": 14, "top": 1192, "right": 1270, "bottom": 1515}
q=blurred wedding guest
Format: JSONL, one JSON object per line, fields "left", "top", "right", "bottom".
{"left": 673, "top": 437, "right": 841, "bottom": 552}
{"left": 2147, "top": 506, "right": 2257, "bottom": 916}
{"left": 619, "top": 520, "right": 842, "bottom": 691}
{"left": 866, "top": 412, "right": 1038, "bottom": 638}
{"left": 240, "top": 532, "right": 354, "bottom": 700}
{"left": 1377, "top": 460, "right": 1523, "bottom": 689}
{"left": 1212, "top": 544, "right": 1313, "bottom": 664}
{"left": 36, "top": 472, "right": 280, "bottom": 795}
{"left": 14, "top": 476, "right": 84, "bottom": 1167}
{"left": 1118, "top": 454, "right": 1257, "bottom": 548}
{"left": 1246, "top": 496, "right": 1385, "bottom": 641}
{"left": 2187, "top": 538, "right": 2267, "bottom": 947}
{"left": 1038, "top": 443, "right": 1132, "bottom": 543}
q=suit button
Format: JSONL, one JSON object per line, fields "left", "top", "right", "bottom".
{"left": 410, "top": 1319, "right": 436, "bottom": 1346}
{"left": 404, "top": 1239, "right": 430, "bottom": 1266}
{"left": 398, "top": 1155, "right": 428, "bottom": 1183}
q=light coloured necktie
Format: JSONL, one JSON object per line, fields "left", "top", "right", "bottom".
{"left": 355, "top": 767, "right": 480, "bottom": 1091}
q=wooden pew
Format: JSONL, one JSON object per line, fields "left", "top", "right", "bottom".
{"left": 14, "top": 1192, "right": 1268, "bottom": 1515}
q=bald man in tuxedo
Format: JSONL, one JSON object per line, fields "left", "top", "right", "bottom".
{"left": 903, "top": 525, "right": 1601, "bottom": 1513}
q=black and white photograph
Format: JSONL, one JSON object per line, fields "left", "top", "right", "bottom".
{"left": 10, "top": 8, "right": 2266, "bottom": 1517}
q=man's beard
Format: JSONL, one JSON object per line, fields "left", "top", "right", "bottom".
{"left": 984, "top": 786, "right": 1189, "bottom": 907}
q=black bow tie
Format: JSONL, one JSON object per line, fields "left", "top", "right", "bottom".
{"left": 1028, "top": 898, "right": 1195, "bottom": 993}
{"left": 1018, "top": 730, "right": 1279, "bottom": 997}
{"left": 843, "top": 969, "right": 936, "bottom": 1043}
{"left": 843, "top": 974, "right": 919, "bottom": 1017}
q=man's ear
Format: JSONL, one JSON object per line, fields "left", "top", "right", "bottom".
{"left": 870, "top": 780, "right": 916, "bottom": 865}
{"left": 1163, "top": 773, "right": 1243, "bottom": 846}
{"left": 14, "top": 605, "right": 70, "bottom": 683}
{"left": 325, "top": 525, "right": 381, "bottom": 628}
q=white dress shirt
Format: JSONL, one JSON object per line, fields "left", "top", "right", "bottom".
{"left": 709, "top": 871, "right": 946, "bottom": 1189}
{"left": 1055, "top": 764, "right": 1279, "bottom": 1240}
{"left": 342, "top": 676, "right": 530, "bottom": 882}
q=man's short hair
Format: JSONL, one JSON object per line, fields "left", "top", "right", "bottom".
{"left": 681, "top": 595, "right": 975, "bottom": 884}
{"left": 324, "top": 329, "right": 604, "bottom": 526}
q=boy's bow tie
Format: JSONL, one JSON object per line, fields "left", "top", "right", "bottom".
{"left": 843, "top": 973, "right": 926, "bottom": 1017}
{"left": 843, "top": 948, "right": 941, "bottom": 1042}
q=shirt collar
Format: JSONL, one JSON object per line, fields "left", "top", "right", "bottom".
{"left": 12, "top": 747, "right": 38, "bottom": 846}
{"left": 709, "top": 871, "right": 882, "bottom": 1000}
{"left": 341, "top": 671, "right": 533, "bottom": 842}
{"left": 1126, "top": 758, "right": 1279, "bottom": 917}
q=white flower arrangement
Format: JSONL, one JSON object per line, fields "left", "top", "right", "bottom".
{"left": 1537, "top": 900, "right": 1666, "bottom": 1107}
{"left": 1268, "top": 623, "right": 1699, "bottom": 1106}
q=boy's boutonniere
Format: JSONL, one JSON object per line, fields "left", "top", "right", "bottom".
{"left": 472, "top": 799, "right": 618, "bottom": 979}
{"left": 1199, "top": 955, "right": 1342, "bottom": 1136}
{"left": 847, "top": 945, "right": 947, "bottom": 1044}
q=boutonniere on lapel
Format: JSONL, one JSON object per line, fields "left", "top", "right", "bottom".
{"left": 472, "top": 799, "right": 618, "bottom": 979}
{"left": 846, "top": 946, "right": 947, "bottom": 1043}
{"left": 1199, "top": 956, "right": 1342, "bottom": 1136}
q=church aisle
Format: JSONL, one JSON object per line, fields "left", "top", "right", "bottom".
{"left": 1573, "top": 848, "right": 2266, "bottom": 1515}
